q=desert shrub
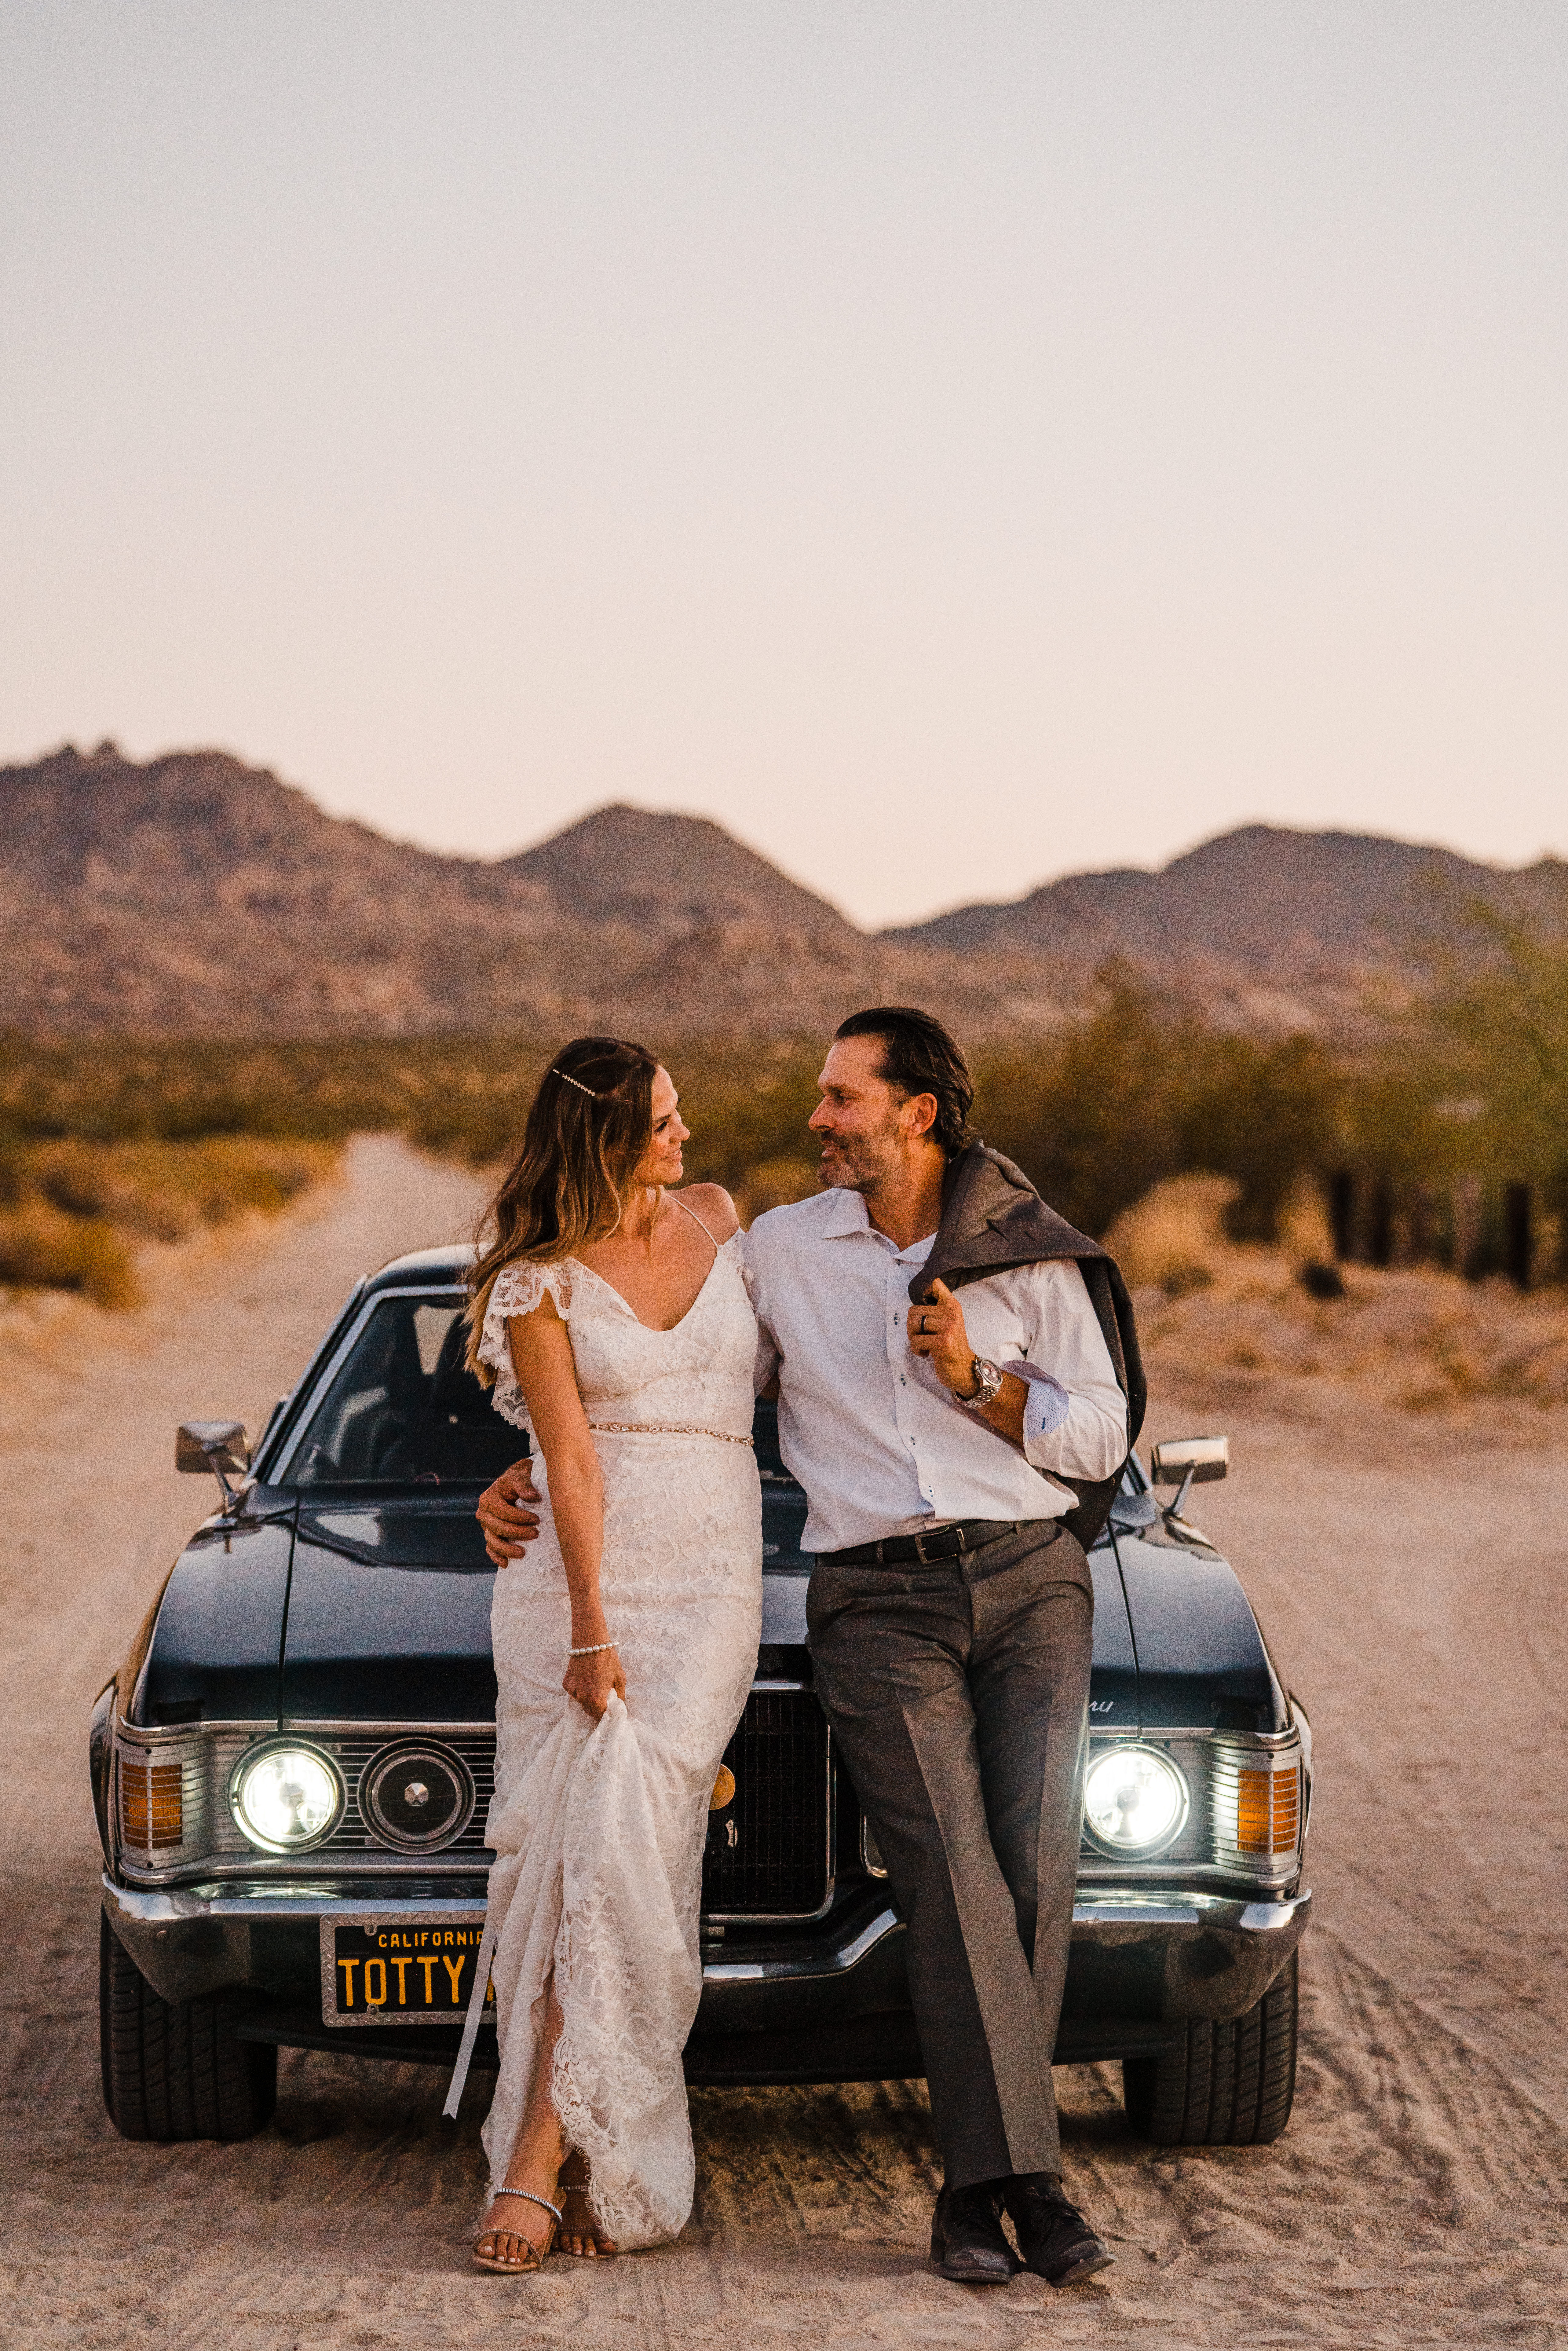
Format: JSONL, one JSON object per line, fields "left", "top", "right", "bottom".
{"left": 180, "top": 1138, "right": 327, "bottom": 1221}
{"left": 35, "top": 1140, "right": 114, "bottom": 1219}
{"left": 1102, "top": 1175, "right": 1238, "bottom": 1295}
{"left": 0, "top": 1135, "right": 336, "bottom": 1307}
{"left": 25, "top": 1137, "right": 331, "bottom": 1239}
{"left": 0, "top": 1210, "right": 140, "bottom": 1308}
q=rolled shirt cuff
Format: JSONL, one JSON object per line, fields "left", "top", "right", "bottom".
{"left": 1010, "top": 1359, "right": 1071, "bottom": 1444}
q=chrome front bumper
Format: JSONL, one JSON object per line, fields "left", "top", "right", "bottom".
{"left": 1065, "top": 1887, "right": 1312, "bottom": 2026}
{"left": 105, "top": 1875, "right": 1309, "bottom": 2029}
{"left": 102, "top": 1879, "right": 492, "bottom": 2005}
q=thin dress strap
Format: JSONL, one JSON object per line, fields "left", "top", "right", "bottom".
{"left": 667, "top": 1192, "right": 720, "bottom": 1257}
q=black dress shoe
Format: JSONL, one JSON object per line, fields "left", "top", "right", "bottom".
{"left": 1000, "top": 2174, "right": 1115, "bottom": 2288}
{"left": 929, "top": 2182, "right": 1020, "bottom": 2285}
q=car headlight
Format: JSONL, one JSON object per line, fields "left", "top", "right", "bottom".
{"left": 1083, "top": 1744, "right": 1188, "bottom": 1857}
{"left": 230, "top": 1743, "right": 345, "bottom": 1854}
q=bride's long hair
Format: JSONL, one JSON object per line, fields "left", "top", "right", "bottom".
{"left": 464, "top": 1035, "right": 661, "bottom": 1382}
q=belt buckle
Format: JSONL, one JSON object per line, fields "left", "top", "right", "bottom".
{"left": 914, "top": 1525, "right": 959, "bottom": 1565}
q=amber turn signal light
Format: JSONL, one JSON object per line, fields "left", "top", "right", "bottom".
{"left": 1236, "top": 1764, "right": 1299, "bottom": 1854}
{"left": 121, "top": 1757, "right": 183, "bottom": 1853}
{"left": 709, "top": 1765, "right": 736, "bottom": 1811}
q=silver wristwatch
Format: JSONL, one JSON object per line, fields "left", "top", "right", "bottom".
{"left": 955, "top": 1356, "right": 1004, "bottom": 1411}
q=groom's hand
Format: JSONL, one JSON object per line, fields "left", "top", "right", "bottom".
{"left": 910, "top": 1279, "right": 1029, "bottom": 1448}
{"left": 908, "top": 1278, "right": 979, "bottom": 1393}
{"left": 476, "top": 1460, "right": 543, "bottom": 1566}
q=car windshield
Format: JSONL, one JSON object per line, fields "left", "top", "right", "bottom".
{"left": 286, "top": 1291, "right": 527, "bottom": 1485}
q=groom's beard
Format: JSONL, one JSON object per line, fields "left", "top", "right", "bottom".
{"left": 817, "top": 1112, "right": 905, "bottom": 1196}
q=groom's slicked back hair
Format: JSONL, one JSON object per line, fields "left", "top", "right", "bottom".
{"left": 834, "top": 1006, "right": 975, "bottom": 1157}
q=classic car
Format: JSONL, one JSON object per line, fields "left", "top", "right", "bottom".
{"left": 93, "top": 1243, "right": 1311, "bottom": 2149}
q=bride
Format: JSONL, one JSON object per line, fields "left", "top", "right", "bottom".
{"left": 460, "top": 1036, "right": 762, "bottom": 2273}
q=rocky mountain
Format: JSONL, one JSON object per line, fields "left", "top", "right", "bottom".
{"left": 887, "top": 824, "right": 1568, "bottom": 1035}
{"left": 0, "top": 744, "right": 912, "bottom": 1039}
{"left": 3, "top": 742, "right": 1561, "bottom": 1041}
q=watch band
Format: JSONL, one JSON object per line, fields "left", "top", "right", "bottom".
{"left": 955, "top": 1356, "right": 1005, "bottom": 1411}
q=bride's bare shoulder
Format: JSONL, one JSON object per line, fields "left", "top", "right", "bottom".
{"left": 673, "top": 1183, "right": 741, "bottom": 1244}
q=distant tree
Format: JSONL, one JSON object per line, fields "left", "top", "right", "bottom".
{"left": 1423, "top": 909, "right": 1568, "bottom": 1184}
{"left": 1180, "top": 1033, "right": 1342, "bottom": 1243}
{"left": 976, "top": 965, "right": 1185, "bottom": 1237}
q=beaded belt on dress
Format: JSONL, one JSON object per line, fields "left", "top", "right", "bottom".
{"left": 588, "top": 1421, "right": 753, "bottom": 1448}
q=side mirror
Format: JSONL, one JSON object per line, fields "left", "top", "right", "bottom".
{"left": 177, "top": 1420, "right": 250, "bottom": 1508}
{"left": 1150, "top": 1435, "right": 1228, "bottom": 1522}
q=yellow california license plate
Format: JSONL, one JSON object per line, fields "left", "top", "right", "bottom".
{"left": 319, "top": 1910, "right": 494, "bottom": 2028}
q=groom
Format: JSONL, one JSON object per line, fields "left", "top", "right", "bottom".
{"left": 477, "top": 1005, "right": 1143, "bottom": 2289}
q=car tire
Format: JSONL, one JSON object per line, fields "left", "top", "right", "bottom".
{"left": 99, "top": 1913, "right": 277, "bottom": 2142}
{"left": 1121, "top": 1950, "right": 1298, "bottom": 2146}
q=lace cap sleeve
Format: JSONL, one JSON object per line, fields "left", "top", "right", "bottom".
{"left": 477, "top": 1261, "right": 574, "bottom": 1432}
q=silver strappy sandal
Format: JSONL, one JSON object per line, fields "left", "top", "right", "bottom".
{"left": 471, "top": 2187, "right": 563, "bottom": 2274}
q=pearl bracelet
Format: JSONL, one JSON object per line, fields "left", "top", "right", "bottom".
{"left": 568, "top": 1640, "right": 617, "bottom": 1657}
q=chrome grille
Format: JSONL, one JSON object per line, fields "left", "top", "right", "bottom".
{"left": 701, "top": 1689, "right": 833, "bottom": 1922}
{"left": 310, "top": 1733, "right": 495, "bottom": 1858}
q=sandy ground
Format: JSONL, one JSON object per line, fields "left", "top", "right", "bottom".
{"left": 3, "top": 1134, "right": 1567, "bottom": 2349}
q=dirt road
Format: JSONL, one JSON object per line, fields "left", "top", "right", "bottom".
{"left": 3, "top": 1137, "right": 1566, "bottom": 2348}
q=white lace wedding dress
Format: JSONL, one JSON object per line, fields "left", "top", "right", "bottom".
{"left": 473, "top": 1229, "right": 762, "bottom": 2249}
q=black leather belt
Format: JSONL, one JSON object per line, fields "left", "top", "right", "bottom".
{"left": 823, "top": 1519, "right": 1022, "bottom": 1568}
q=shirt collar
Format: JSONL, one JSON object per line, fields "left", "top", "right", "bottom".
{"left": 821, "top": 1187, "right": 936, "bottom": 1263}
{"left": 822, "top": 1187, "right": 871, "bottom": 1239}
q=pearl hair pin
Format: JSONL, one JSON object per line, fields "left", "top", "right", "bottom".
{"left": 554, "top": 1068, "right": 600, "bottom": 1097}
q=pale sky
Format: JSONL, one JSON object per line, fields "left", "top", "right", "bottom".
{"left": 2, "top": 1, "right": 1564, "bottom": 928}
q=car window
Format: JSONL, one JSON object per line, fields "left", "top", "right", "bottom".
{"left": 288, "top": 1294, "right": 527, "bottom": 1485}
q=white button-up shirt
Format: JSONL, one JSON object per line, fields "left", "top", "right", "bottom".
{"left": 744, "top": 1186, "right": 1129, "bottom": 1556}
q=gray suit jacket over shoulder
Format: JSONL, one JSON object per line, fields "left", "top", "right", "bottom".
{"left": 910, "top": 1143, "right": 1147, "bottom": 1553}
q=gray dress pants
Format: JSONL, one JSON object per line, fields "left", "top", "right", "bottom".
{"left": 807, "top": 1520, "right": 1092, "bottom": 2189}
